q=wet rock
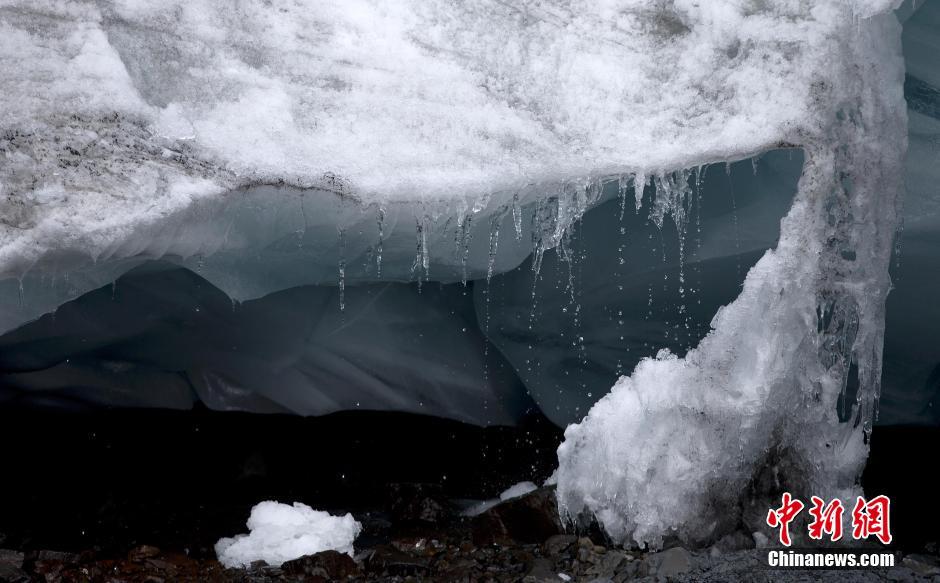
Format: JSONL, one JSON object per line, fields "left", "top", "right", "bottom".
{"left": 576, "top": 536, "right": 598, "bottom": 563}
{"left": 33, "top": 550, "right": 78, "bottom": 562}
{"left": 616, "top": 556, "right": 647, "bottom": 580}
{"left": 644, "top": 547, "right": 692, "bottom": 578}
{"left": 282, "top": 549, "right": 360, "bottom": 579}
{"left": 0, "top": 562, "right": 29, "bottom": 583}
{"left": 390, "top": 536, "right": 445, "bottom": 558}
{"left": 0, "top": 548, "right": 24, "bottom": 568}
{"left": 710, "top": 531, "right": 754, "bottom": 555}
{"left": 583, "top": 550, "right": 628, "bottom": 580}
{"left": 902, "top": 553, "right": 940, "bottom": 576}
{"left": 543, "top": 534, "right": 578, "bottom": 556}
{"left": 388, "top": 482, "right": 455, "bottom": 523}
{"left": 366, "top": 543, "right": 429, "bottom": 577}
{"left": 128, "top": 544, "right": 162, "bottom": 562}
{"left": 29, "top": 549, "right": 80, "bottom": 582}
{"left": 523, "top": 557, "right": 561, "bottom": 582}
{"left": 472, "top": 486, "right": 563, "bottom": 546}
{"left": 145, "top": 557, "right": 180, "bottom": 574}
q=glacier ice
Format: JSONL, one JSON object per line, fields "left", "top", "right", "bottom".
{"left": 0, "top": 0, "right": 922, "bottom": 552}
{"left": 556, "top": 2, "right": 908, "bottom": 549}
{"left": 215, "top": 501, "right": 361, "bottom": 568}
{"left": 0, "top": 0, "right": 901, "bottom": 333}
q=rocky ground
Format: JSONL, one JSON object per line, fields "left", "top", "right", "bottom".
{"left": 2, "top": 485, "right": 939, "bottom": 582}
{"left": 1, "top": 410, "right": 938, "bottom": 582}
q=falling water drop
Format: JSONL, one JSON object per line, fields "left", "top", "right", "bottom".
{"left": 486, "top": 214, "right": 501, "bottom": 285}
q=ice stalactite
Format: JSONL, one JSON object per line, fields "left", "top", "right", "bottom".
{"left": 556, "top": 6, "right": 907, "bottom": 550}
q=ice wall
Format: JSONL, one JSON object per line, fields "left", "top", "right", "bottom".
{"left": 877, "top": 0, "right": 940, "bottom": 425}
{"left": 556, "top": 4, "right": 908, "bottom": 549}
{"left": 0, "top": 262, "right": 533, "bottom": 425}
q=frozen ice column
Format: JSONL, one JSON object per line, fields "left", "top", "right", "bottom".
{"left": 556, "top": 5, "right": 908, "bottom": 549}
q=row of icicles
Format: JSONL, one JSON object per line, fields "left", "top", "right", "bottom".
{"left": 332, "top": 167, "right": 719, "bottom": 310}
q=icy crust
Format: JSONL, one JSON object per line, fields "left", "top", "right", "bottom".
{"left": 0, "top": 0, "right": 901, "bottom": 314}
{"left": 556, "top": 6, "right": 907, "bottom": 549}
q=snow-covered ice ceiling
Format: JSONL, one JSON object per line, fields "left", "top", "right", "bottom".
{"left": 0, "top": 0, "right": 904, "bottom": 323}
{"left": 1, "top": 0, "right": 936, "bottom": 551}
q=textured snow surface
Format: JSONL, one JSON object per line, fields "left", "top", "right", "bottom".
{"left": 215, "top": 501, "right": 361, "bottom": 568}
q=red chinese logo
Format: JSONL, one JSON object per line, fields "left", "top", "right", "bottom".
{"left": 852, "top": 495, "right": 892, "bottom": 545}
{"left": 808, "top": 496, "right": 844, "bottom": 542}
{"left": 766, "top": 492, "right": 804, "bottom": 546}
{"left": 766, "top": 493, "right": 892, "bottom": 546}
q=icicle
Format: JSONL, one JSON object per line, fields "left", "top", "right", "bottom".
{"left": 338, "top": 228, "right": 346, "bottom": 312}
{"left": 530, "top": 194, "right": 557, "bottom": 279}
{"left": 454, "top": 214, "right": 465, "bottom": 266}
{"left": 375, "top": 207, "right": 385, "bottom": 279}
{"left": 649, "top": 172, "right": 666, "bottom": 229}
{"left": 412, "top": 215, "right": 430, "bottom": 291}
{"left": 298, "top": 192, "right": 308, "bottom": 248}
{"left": 421, "top": 215, "right": 430, "bottom": 277}
{"left": 460, "top": 213, "right": 473, "bottom": 286}
{"left": 511, "top": 192, "right": 523, "bottom": 241}
{"left": 633, "top": 171, "right": 646, "bottom": 211}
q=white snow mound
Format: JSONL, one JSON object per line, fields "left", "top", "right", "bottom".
{"left": 215, "top": 501, "right": 361, "bottom": 569}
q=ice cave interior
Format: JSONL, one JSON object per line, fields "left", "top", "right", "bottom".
{"left": 0, "top": 0, "right": 937, "bottom": 551}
